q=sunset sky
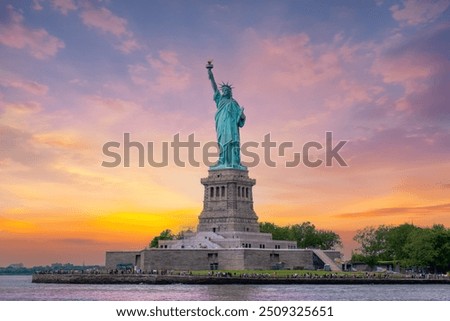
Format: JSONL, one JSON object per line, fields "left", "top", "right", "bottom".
{"left": 1, "top": 0, "right": 449, "bottom": 266}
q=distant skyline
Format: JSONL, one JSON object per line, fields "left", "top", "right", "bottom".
{"left": 1, "top": 0, "right": 449, "bottom": 265}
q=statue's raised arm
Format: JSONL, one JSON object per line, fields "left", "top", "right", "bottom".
{"left": 206, "top": 60, "right": 218, "bottom": 93}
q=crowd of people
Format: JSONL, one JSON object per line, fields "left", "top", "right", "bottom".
{"left": 36, "top": 268, "right": 449, "bottom": 280}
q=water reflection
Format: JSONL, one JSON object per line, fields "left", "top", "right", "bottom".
{"left": 0, "top": 276, "right": 448, "bottom": 301}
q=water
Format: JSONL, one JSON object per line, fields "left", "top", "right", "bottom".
{"left": 0, "top": 275, "right": 449, "bottom": 301}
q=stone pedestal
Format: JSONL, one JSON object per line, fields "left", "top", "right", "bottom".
{"left": 197, "top": 169, "right": 260, "bottom": 233}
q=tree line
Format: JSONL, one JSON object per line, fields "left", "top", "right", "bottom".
{"left": 352, "top": 223, "right": 450, "bottom": 273}
{"left": 259, "top": 221, "right": 341, "bottom": 250}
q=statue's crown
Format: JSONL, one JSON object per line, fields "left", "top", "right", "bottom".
{"left": 220, "top": 82, "right": 233, "bottom": 90}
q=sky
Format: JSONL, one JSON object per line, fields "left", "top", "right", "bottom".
{"left": 0, "top": 0, "right": 449, "bottom": 266}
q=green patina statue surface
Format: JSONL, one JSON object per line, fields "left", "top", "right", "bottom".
{"left": 206, "top": 61, "right": 246, "bottom": 170}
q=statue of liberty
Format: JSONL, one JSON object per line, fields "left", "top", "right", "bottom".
{"left": 206, "top": 61, "right": 246, "bottom": 170}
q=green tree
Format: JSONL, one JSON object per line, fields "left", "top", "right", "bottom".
{"left": 385, "top": 223, "right": 418, "bottom": 263}
{"left": 404, "top": 225, "right": 450, "bottom": 273}
{"left": 260, "top": 221, "right": 341, "bottom": 250}
{"left": 315, "top": 229, "right": 343, "bottom": 250}
{"left": 149, "top": 229, "right": 175, "bottom": 248}
{"left": 430, "top": 224, "right": 450, "bottom": 273}
{"left": 404, "top": 227, "right": 435, "bottom": 271}
{"left": 353, "top": 223, "right": 450, "bottom": 272}
{"left": 352, "top": 225, "right": 391, "bottom": 266}
{"left": 259, "top": 222, "right": 290, "bottom": 240}
{"left": 290, "top": 222, "right": 318, "bottom": 248}
{"left": 350, "top": 252, "right": 367, "bottom": 264}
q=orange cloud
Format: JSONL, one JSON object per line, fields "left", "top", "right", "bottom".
{"left": 0, "top": 216, "right": 37, "bottom": 234}
{"left": 0, "top": 207, "right": 199, "bottom": 265}
{"left": 89, "top": 210, "right": 197, "bottom": 239}
{"left": 334, "top": 203, "right": 450, "bottom": 219}
{"left": 33, "top": 132, "right": 88, "bottom": 150}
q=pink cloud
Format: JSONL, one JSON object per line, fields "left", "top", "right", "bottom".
{"left": 403, "top": 74, "right": 450, "bottom": 121}
{"left": 129, "top": 51, "right": 191, "bottom": 94}
{"left": 0, "top": 5, "right": 64, "bottom": 59}
{"left": 83, "top": 95, "right": 143, "bottom": 127}
{"left": 87, "top": 95, "right": 140, "bottom": 113}
{"left": 79, "top": 6, "right": 140, "bottom": 53}
{"left": 32, "top": 0, "right": 43, "bottom": 11}
{"left": 234, "top": 30, "right": 377, "bottom": 107}
{"left": 115, "top": 38, "right": 141, "bottom": 54}
{"left": 229, "top": 29, "right": 384, "bottom": 128}
{"left": 0, "top": 124, "right": 53, "bottom": 167}
{"left": 258, "top": 33, "right": 343, "bottom": 89}
{"left": 80, "top": 6, "right": 130, "bottom": 37}
{"left": 3, "top": 102, "right": 42, "bottom": 114}
{"left": 344, "top": 126, "right": 450, "bottom": 171}
{"left": 371, "top": 24, "right": 450, "bottom": 94}
{"left": 325, "top": 79, "right": 383, "bottom": 110}
{"left": 371, "top": 23, "right": 450, "bottom": 117}
{"left": 51, "top": 0, "right": 77, "bottom": 15}
{"left": 372, "top": 51, "right": 441, "bottom": 94}
{"left": 390, "top": 0, "right": 450, "bottom": 25}
{"left": 0, "top": 74, "right": 48, "bottom": 96}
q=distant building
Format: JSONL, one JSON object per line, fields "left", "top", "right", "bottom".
{"left": 7, "top": 263, "right": 24, "bottom": 269}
